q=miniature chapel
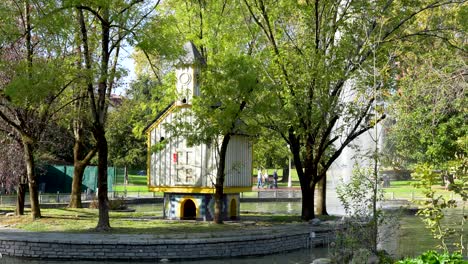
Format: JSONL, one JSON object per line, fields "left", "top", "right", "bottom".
{"left": 145, "top": 42, "right": 252, "bottom": 221}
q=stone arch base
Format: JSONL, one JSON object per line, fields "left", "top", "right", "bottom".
{"left": 164, "top": 193, "right": 240, "bottom": 221}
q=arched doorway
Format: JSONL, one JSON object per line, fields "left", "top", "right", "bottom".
{"left": 229, "top": 198, "right": 237, "bottom": 220}
{"left": 181, "top": 199, "right": 196, "bottom": 220}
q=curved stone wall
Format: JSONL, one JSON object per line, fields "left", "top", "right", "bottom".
{"left": 0, "top": 225, "right": 335, "bottom": 260}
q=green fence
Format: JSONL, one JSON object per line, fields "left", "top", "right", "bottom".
{"left": 37, "top": 165, "right": 118, "bottom": 193}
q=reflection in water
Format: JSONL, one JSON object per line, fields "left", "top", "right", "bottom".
{"left": 241, "top": 202, "right": 302, "bottom": 215}
{"left": 3, "top": 202, "right": 465, "bottom": 263}
{"left": 2, "top": 248, "right": 329, "bottom": 264}
{"left": 392, "top": 209, "right": 466, "bottom": 258}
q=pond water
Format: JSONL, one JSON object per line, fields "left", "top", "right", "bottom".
{"left": 2, "top": 202, "right": 466, "bottom": 263}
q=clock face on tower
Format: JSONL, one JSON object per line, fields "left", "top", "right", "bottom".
{"left": 179, "top": 72, "right": 192, "bottom": 85}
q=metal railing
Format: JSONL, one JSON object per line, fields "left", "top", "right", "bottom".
{"left": 0, "top": 191, "right": 165, "bottom": 206}
{"left": 1, "top": 190, "right": 460, "bottom": 206}
{"left": 241, "top": 190, "right": 302, "bottom": 199}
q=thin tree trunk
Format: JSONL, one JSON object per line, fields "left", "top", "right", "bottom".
{"left": 124, "top": 165, "right": 128, "bottom": 186}
{"left": 94, "top": 126, "right": 110, "bottom": 230}
{"left": 23, "top": 139, "right": 40, "bottom": 219}
{"left": 69, "top": 9, "right": 94, "bottom": 209}
{"left": 372, "top": 149, "right": 379, "bottom": 253}
{"left": 281, "top": 163, "right": 289, "bottom": 183}
{"left": 15, "top": 182, "right": 27, "bottom": 215}
{"left": 77, "top": 6, "right": 111, "bottom": 230}
{"left": 214, "top": 134, "right": 231, "bottom": 224}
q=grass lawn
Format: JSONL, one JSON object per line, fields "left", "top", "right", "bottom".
{"left": 382, "top": 180, "right": 460, "bottom": 200}
{"left": 114, "top": 174, "right": 147, "bottom": 185}
{"left": 0, "top": 207, "right": 305, "bottom": 234}
{"left": 113, "top": 185, "right": 149, "bottom": 192}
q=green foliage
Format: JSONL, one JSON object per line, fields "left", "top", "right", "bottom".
{"left": 107, "top": 98, "right": 146, "bottom": 168}
{"left": 385, "top": 40, "right": 466, "bottom": 169}
{"left": 136, "top": 15, "right": 183, "bottom": 62}
{"left": 4, "top": 60, "right": 74, "bottom": 108}
{"left": 107, "top": 71, "right": 175, "bottom": 169}
{"left": 334, "top": 161, "right": 395, "bottom": 263}
{"left": 170, "top": 54, "right": 260, "bottom": 147}
{"left": 396, "top": 250, "right": 465, "bottom": 264}
{"left": 238, "top": 0, "right": 466, "bottom": 221}
{"left": 252, "top": 131, "right": 289, "bottom": 170}
{"left": 412, "top": 164, "right": 466, "bottom": 255}
{"left": 337, "top": 164, "right": 383, "bottom": 219}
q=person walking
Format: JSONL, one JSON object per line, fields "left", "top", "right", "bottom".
{"left": 257, "top": 168, "right": 263, "bottom": 188}
{"left": 263, "top": 170, "right": 270, "bottom": 189}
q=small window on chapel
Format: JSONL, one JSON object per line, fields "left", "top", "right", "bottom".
{"left": 160, "top": 137, "right": 165, "bottom": 142}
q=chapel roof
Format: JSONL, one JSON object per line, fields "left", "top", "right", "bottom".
{"left": 178, "top": 41, "right": 206, "bottom": 66}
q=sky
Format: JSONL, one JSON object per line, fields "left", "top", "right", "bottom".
{"left": 115, "top": 45, "right": 136, "bottom": 96}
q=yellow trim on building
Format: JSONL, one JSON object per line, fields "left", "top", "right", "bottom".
{"left": 145, "top": 104, "right": 177, "bottom": 136}
{"left": 146, "top": 103, "right": 194, "bottom": 187}
{"left": 145, "top": 103, "right": 193, "bottom": 136}
{"left": 148, "top": 186, "right": 251, "bottom": 194}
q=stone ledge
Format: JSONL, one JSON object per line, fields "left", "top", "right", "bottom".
{"left": 0, "top": 224, "right": 338, "bottom": 261}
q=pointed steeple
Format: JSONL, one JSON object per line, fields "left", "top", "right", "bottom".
{"left": 175, "top": 42, "right": 204, "bottom": 105}
{"left": 178, "top": 41, "right": 206, "bottom": 66}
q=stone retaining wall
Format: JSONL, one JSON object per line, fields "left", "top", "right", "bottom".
{"left": 0, "top": 227, "right": 334, "bottom": 260}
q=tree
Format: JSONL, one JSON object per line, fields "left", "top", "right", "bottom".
{"left": 252, "top": 132, "right": 290, "bottom": 181}
{"left": 107, "top": 98, "right": 146, "bottom": 174}
{"left": 242, "top": 0, "right": 465, "bottom": 220}
{"left": 0, "top": 0, "right": 76, "bottom": 218}
{"left": 68, "top": 16, "right": 97, "bottom": 208}
{"left": 162, "top": 0, "right": 262, "bottom": 224}
{"left": 71, "top": 0, "right": 162, "bottom": 230}
{"left": 0, "top": 130, "right": 25, "bottom": 214}
{"left": 191, "top": 55, "right": 259, "bottom": 224}
{"left": 107, "top": 63, "right": 177, "bottom": 175}
{"left": 386, "top": 46, "right": 466, "bottom": 172}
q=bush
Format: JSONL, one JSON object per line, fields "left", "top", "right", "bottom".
{"left": 396, "top": 250, "right": 465, "bottom": 264}
{"left": 89, "top": 197, "right": 127, "bottom": 210}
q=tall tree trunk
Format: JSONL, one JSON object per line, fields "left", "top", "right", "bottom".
{"left": 69, "top": 133, "right": 96, "bottom": 208}
{"left": 22, "top": 139, "right": 40, "bottom": 219}
{"left": 94, "top": 125, "right": 110, "bottom": 230}
{"left": 69, "top": 161, "right": 86, "bottom": 208}
{"left": 69, "top": 132, "right": 85, "bottom": 208}
{"left": 15, "top": 182, "right": 27, "bottom": 215}
{"left": 76, "top": 6, "right": 111, "bottom": 230}
{"left": 288, "top": 130, "right": 317, "bottom": 220}
{"left": 301, "top": 181, "right": 315, "bottom": 221}
{"left": 315, "top": 176, "right": 328, "bottom": 215}
{"left": 214, "top": 134, "right": 231, "bottom": 224}
{"left": 69, "top": 11, "right": 94, "bottom": 209}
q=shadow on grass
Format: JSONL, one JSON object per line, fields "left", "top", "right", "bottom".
{"left": 4, "top": 206, "right": 338, "bottom": 235}
{"left": 11, "top": 212, "right": 309, "bottom": 234}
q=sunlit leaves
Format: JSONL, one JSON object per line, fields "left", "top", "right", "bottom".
{"left": 412, "top": 164, "right": 466, "bottom": 254}
{"left": 3, "top": 60, "right": 73, "bottom": 109}
{"left": 386, "top": 46, "right": 466, "bottom": 168}
{"left": 192, "top": 54, "right": 259, "bottom": 138}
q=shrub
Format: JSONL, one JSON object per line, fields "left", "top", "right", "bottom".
{"left": 396, "top": 250, "right": 465, "bottom": 264}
